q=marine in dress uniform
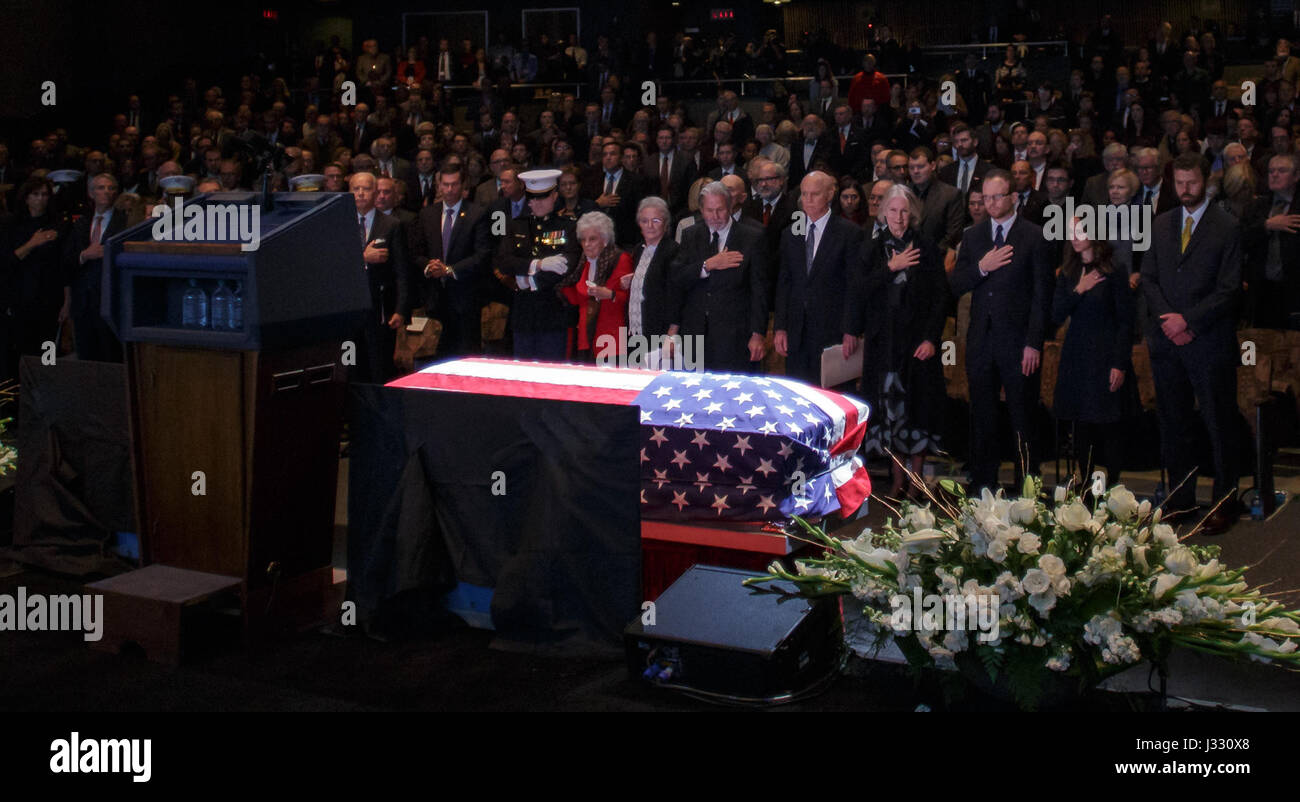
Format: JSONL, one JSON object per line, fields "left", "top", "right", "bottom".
{"left": 495, "top": 169, "right": 582, "bottom": 360}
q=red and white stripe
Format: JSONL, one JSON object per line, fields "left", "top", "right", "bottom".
{"left": 770, "top": 377, "right": 870, "bottom": 458}
{"left": 388, "top": 358, "right": 660, "bottom": 405}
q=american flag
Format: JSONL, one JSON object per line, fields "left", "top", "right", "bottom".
{"left": 390, "top": 359, "right": 872, "bottom": 522}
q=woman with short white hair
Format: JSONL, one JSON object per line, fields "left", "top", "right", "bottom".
{"left": 847, "top": 183, "right": 947, "bottom": 499}
{"left": 563, "top": 211, "right": 633, "bottom": 360}
{"left": 620, "top": 196, "right": 679, "bottom": 366}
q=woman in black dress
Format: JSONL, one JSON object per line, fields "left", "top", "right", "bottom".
{"left": 1051, "top": 222, "right": 1137, "bottom": 487}
{"left": 851, "top": 184, "right": 947, "bottom": 499}
{"left": 2, "top": 176, "right": 67, "bottom": 380}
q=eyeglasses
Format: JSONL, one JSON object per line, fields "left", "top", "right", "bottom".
{"left": 638, "top": 217, "right": 665, "bottom": 225}
{"left": 982, "top": 192, "right": 1010, "bottom": 201}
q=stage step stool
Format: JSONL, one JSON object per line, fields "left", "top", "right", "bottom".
{"left": 86, "top": 564, "right": 243, "bottom": 666}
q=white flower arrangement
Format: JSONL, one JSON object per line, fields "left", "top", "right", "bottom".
{"left": 749, "top": 476, "right": 1300, "bottom": 709}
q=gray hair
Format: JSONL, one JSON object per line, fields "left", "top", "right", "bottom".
{"left": 1101, "top": 142, "right": 1128, "bottom": 161}
{"left": 637, "top": 195, "right": 670, "bottom": 221}
{"left": 699, "top": 180, "right": 731, "bottom": 207}
{"left": 1131, "top": 146, "right": 1159, "bottom": 164}
{"left": 876, "top": 183, "right": 922, "bottom": 228}
{"left": 576, "top": 210, "right": 616, "bottom": 246}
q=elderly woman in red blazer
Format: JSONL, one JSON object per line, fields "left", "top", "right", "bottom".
{"left": 563, "top": 211, "right": 634, "bottom": 361}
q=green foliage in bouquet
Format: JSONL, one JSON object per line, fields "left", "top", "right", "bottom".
{"left": 747, "top": 476, "right": 1300, "bottom": 709}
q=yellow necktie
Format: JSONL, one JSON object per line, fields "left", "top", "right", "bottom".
{"left": 1180, "top": 216, "right": 1193, "bottom": 253}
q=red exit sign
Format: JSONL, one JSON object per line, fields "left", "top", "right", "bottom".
{"left": 710, "top": 9, "right": 735, "bottom": 20}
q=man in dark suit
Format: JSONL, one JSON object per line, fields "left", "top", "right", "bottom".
{"left": 584, "top": 140, "right": 644, "bottom": 247}
{"left": 774, "top": 171, "right": 865, "bottom": 385}
{"left": 948, "top": 170, "right": 1054, "bottom": 492}
{"left": 698, "top": 119, "right": 735, "bottom": 175}
{"left": 670, "top": 181, "right": 769, "bottom": 372}
{"left": 1080, "top": 143, "right": 1130, "bottom": 206}
{"left": 909, "top": 147, "right": 966, "bottom": 252}
{"left": 596, "top": 85, "right": 627, "bottom": 132}
{"left": 828, "top": 102, "right": 870, "bottom": 180}
{"left": 412, "top": 165, "right": 491, "bottom": 358}
{"left": 1132, "top": 147, "right": 1177, "bottom": 216}
{"left": 706, "top": 91, "right": 754, "bottom": 149}
{"left": 854, "top": 98, "right": 893, "bottom": 148}
{"left": 789, "top": 115, "right": 832, "bottom": 190}
{"left": 350, "top": 172, "right": 410, "bottom": 383}
{"left": 955, "top": 53, "right": 993, "bottom": 116}
{"left": 487, "top": 166, "right": 529, "bottom": 224}
{"left": 742, "top": 159, "right": 798, "bottom": 275}
{"left": 375, "top": 175, "right": 419, "bottom": 290}
{"left": 938, "top": 123, "right": 991, "bottom": 196}
{"left": 371, "top": 136, "right": 412, "bottom": 195}
{"left": 1243, "top": 153, "right": 1300, "bottom": 328}
{"left": 644, "top": 126, "right": 696, "bottom": 218}
{"left": 705, "top": 142, "right": 746, "bottom": 186}
{"left": 1009, "top": 161, "right": 1049, "bottom": 226}
{"left": 1141, "top": 154, "right": 1242, "bottom": 534}
{"left": 571, "top": 103, "right": 607, "bottom": 145}
{"left": 1204, "top": 80, "right": 1241, "bottom": 124}
{"left": 62, "top": 173, "right": 127, "bottom": 362}
{"left": 407, "top": 149, "right": 439, "bottom": 211}
{"left": 892, "top": 104, "right": 935, "bottom": 154}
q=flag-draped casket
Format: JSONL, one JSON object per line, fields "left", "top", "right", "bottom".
{"left": 389, "top": 359, "right": 872, "bottom": 521}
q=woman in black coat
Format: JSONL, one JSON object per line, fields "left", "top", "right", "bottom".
{"left": 620, "top": 195, "right": 680, "bottom": 368}
{"left": 3, "top": 176, "right": 67, "bottom": 381}
{"left": 1051, "top": 225, "right": 1137, "bottom": 486}
{"left": 849, "top": 184, "right": 947, "bottom": 499}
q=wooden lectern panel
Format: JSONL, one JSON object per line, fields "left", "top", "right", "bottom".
{"left": 129, "top": 343, "right": 250, "bottom": 577}
{"left": 128, "top": 341, "right": 343, "bottom": 587}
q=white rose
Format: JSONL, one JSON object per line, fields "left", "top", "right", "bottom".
{"left": 1054, "top": 485, "right": 1068, "bottom": 503}
{"left": 1105, "top": 485, "right": 1139, "bottom": 521}
{"left": 1009, "top": 498, "right": 1036, "bottom": 525}
{"left": 1016, "top": 532, "right": 1042, "bottom": 554}
{"left": 1138, "top": 499, "right": 1152, "bottom": 519}
{"left": 1028, "top": 589, "right": 1057, "bottom": 615}
{"left": 1038, "top": 553, "right": 1066, "bottom": 578}
{"left": 986, "top": 538, "right": 1009, "bottom": 562}
{"left": 1056, "top": 501, "right": 1093, "bottom": 532}
{"left": 1163, "top": 545, "right": 1199, "bottom": 576}
{"left": 1022, "top": 568, "right": 1051, "bottom": 595}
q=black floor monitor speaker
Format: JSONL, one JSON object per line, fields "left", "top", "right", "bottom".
{"left": 624, "top": 565, "right": 843, "bottom": 703}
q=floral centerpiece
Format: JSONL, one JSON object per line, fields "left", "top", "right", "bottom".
{"left": 748, "top": 477, "right": 1300, "bottom": 709}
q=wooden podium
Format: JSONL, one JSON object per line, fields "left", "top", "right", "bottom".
{"left": 104, "top": 191, "right": 369, "bottom": 634}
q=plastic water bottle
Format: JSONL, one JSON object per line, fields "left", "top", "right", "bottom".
{"left": 182, "top": 279, "right": 209, "bottom": 328}
{"left": 230, "top": 281, "right": 243, "bottom": 331}
{"left": 211, "top": 280, "right": 232, "bottom": 330}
